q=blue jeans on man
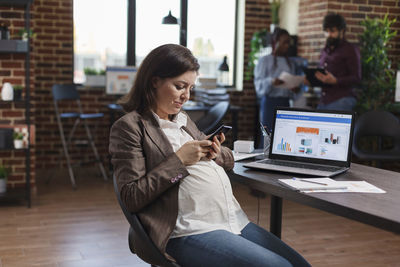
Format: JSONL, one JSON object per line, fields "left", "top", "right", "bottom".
{"left": 166, "top": 222, "right": 310, "bottom": 267}
{"left": 317, "top": 96, "right": 356, "bottom": 111}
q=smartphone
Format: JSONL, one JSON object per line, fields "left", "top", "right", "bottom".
{"left": 208, "top": 125, "right": 232, "bottom": 140}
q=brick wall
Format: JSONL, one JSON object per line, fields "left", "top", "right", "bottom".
{"left": 33, "top": 0, "right": 74, "bottom": 170}
{"left": 32, "top": 0, "right": 114, "bottom": 172}
{"left": 0, "top": 4, "right": 35, "bottom": 189}
{"left": 298, "top": 0, "right": 400, "bottom": 66}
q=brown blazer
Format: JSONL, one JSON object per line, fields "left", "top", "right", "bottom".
{"left": 109, "top": 110, "right": 234, "bottom": 260}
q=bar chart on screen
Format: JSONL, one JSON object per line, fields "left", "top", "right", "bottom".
{"left": 277, "top": 138, "right": 292, "bottom": 152}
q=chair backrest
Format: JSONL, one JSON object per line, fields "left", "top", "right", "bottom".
{"left": 195, "top": 101, "right": 230, "bottom": 135}
{"left": 52, "top": 84, "right": 80, "bottom": 101}
{"left": 113, "top": 175, "right": 178, "bottom": 267}
{"left": 352, "top": 110, "right": 400, "bottom": 160}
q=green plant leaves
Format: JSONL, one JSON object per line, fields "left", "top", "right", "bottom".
{"left": 245, "top": 29, "right": 269, "bottom": 81}
{"left": 356, "top": 15, "right": 397, "bottom": 113}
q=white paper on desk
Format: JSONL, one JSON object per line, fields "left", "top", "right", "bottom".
{"left": 275, "top": 71, "right": 304, "bottom": 89}
{"left": 302, "top": 181, "right": 386, "bottom": 193}
{"left": 233, "top": 152, "right": 263, "bottom": 162}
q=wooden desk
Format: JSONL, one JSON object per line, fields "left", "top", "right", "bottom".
{"left": 229, "top": 161, "right": 400, "bottom": 238}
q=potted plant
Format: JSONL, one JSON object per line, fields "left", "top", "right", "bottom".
{"left": 13, "top": 85, "right": 23, "bottom": 101}
{"left": 245, "top": 28, "right": 271, "bottom": 80}
{"left": 13, "top": 131, "right": 24, "bottom": 149}
{"left": 0, "top": 165, "right": 8, "bottom": 193}
{"left": 356, "top": 15, "right": 397, "bottom": 114}
{"left": 84, "top": 68, "right": 106, "bottom": 86}
{"left": 17, "top": 28, "right": 36, "bottom": 41}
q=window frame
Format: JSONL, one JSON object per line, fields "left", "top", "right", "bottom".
{"left": 75, "top": 0, "right": 242, "bottom": 89}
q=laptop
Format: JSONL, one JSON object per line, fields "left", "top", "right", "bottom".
{"left": 244, "top": 107, "right": 355, "bottom": 177}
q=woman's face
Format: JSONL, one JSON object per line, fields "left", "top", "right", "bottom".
{"left": 153, "top": 71, "right": 197, "bottom": 120}
{"left": 274, "top": 34, "right": 291, "bottom": 56}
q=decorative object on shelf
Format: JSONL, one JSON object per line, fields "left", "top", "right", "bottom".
{"left": 356, "top": 15, "right": 398, "bottom": 114}
{"left": 13, "top": 85, "right": 23, "bottom": 100}
{"left": 0, "top": 22, "right": 10, "bottom": 40}
{"left": 13, "top": 131, "right": 24, "bottom": 149}
{"left": 1, "top": 82, "right": 13, "bottom": 101}
{"left": 17, "top": 28, "right": 36, "bottom": 41}
{"left": 84, "top": 68, "right": 106, "bottom": 87}
{"left": 217, "top": 56, "right": 230, "bottom": 87}
{"left": 0, "top": 165, "right": 8, "bottom": 193}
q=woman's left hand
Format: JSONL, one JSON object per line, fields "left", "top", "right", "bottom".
{"left": 206, "top": 133, "right": 225, "bottom": 160}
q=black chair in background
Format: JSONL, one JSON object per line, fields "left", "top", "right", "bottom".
{"left": 113, "top": 175, "right": 179, "bottom": 267}
{"left": 195, "top": 101, "right": 230, "bottom": 135}
{"left": 352, "top": 110, "right": 400, "bottom": 168}
{"left": 52, "top": 84, "right": 108, "bottom": 188}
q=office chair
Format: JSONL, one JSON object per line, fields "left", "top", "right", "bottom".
{"left": 195, "top": 101, "right": 230, "bottom": 135}
{"left": 352, "top": 110, "right": 400, "bottom": 167}
{"left": 113, "top": 175, "right": 180, "bottom": 267}
{"left": 52, "top": 84, "right": 108, "bottom": 188}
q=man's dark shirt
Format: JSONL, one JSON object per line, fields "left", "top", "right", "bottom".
{"left": 319, "top": 39, "right": 361, "bottom": 104}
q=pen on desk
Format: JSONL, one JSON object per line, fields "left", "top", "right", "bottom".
{"left": 259, "top": 122, "right": 270, "bottom": 137}
{"left": 293, "top": 178, "right": 328, "bottom": 186}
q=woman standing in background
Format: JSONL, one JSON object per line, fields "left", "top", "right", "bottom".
{"left": 254, "top": 28, "right": 302, "bottom": 132}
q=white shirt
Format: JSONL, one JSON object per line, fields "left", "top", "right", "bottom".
{"left": 254, "top": 55, "right": 297, "bottom": 99}
{"left": 153, "top": 112, "right": 249, "bottom": 238}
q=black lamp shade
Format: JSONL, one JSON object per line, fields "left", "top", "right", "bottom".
{"left": 162, "top": 10, "right": 178, "bottom": 25}
{"left": 218, "top": 56, "right": 229, "bottom": 72}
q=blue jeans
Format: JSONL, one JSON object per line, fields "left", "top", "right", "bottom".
{"left": 317, "top": 96, "right": 356, "bottom": 111}
{"left": 166, "top": 222, "right": 310, "bottom": 267}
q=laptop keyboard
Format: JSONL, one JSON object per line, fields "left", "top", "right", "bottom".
{"left": 259, "top": 159, "right": 341, "bottom": 172}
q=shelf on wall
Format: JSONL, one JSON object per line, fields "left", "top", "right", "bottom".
{"left": 0, "top": 0, "right": 33, "bottom": 6}
{"left": 0, "top": 99, "right": 26, "bottom": 103}
{"left": 0, "top": 188, "right": 26, "bottom": 202}
{"left": 0, "top": 40, "right": 28, "bottom": 53}
{"left": 0, "top": 0, "right": 33, "bottom": 208}
{"left": 0, "top": 147, "right": 28, "bottom": 151}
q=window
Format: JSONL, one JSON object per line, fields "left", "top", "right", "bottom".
{"left": 187, "top": 0, "right": 236, "bottom": 85}
{"left": 73, "top": 0, "right": 127, "bottom": 84}
{"left": 73, "top": 0, "right": 243, "bottom": 89}
{"left": 136, "top": 0, "right": 180, "bottom": 66}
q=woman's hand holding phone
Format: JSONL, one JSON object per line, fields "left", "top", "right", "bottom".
{"left": 205, "top": 125, "right": 231, "bottom": 160}
{"left": 176, "top": 140, "right": 213, "bottom": 165}
{"left": 207, "top": 133, "right": 225, "bottom": 160}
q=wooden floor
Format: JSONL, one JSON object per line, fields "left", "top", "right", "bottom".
{"left": 0, "top": 167, "right": 399, "bottom": 267}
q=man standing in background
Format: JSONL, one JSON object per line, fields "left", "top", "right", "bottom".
{"left": 312, "top": 13, "right": 361, "bottom": 111}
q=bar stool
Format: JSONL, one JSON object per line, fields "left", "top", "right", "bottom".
{"left": 52, "top": 84, "right": 108, "bottom": 188}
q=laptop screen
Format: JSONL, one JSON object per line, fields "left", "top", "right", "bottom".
{"left": 270, "top": 108, "right": 354, "bottom": 165}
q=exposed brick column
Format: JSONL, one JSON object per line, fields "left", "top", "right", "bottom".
{"left": 228, "top": 0, "right": 272, "bottom": 143}
{"left": 297, "top": 1, "right": 329, "bottom": 63}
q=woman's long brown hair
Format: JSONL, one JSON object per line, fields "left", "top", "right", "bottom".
{"left": 118, "top": 44, "right": 200, "bottom": 114}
